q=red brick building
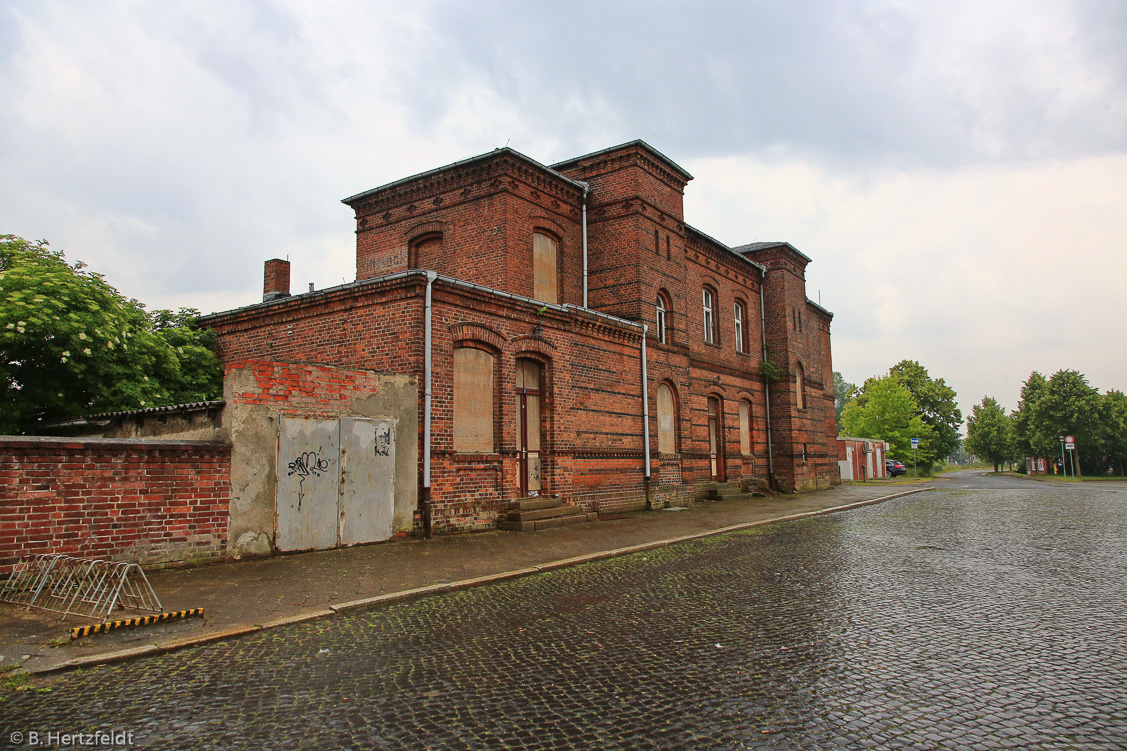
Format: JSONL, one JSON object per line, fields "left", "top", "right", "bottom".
{"left": 203, "top": 141, "right": 838, "bottom": 539}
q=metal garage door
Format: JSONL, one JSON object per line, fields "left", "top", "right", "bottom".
{"left": 276, "top": 416, "right": 396, "bottom": 552}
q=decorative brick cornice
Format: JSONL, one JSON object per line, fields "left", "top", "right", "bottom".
{"left": 348, "top": 151, "right": 581, "bottom": 222}
{"left": 554, "top": 142, "right": 691, "bottom": 192}
{"left": 586, "top": 195, "right": 686, "bottom": 232}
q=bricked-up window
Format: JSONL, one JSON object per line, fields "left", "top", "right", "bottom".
{"left": 739, "top": 399, "right": 753, "bottom": 456}
{"left": 657, "top": 382, "right": 678, "bottom": 453}
{"left": 702, "top": 287, "right": 717, "bottom": 345}
{"left": 453, "top": 347, "right": 494, "bottom": 452}
{"left": 795, "top": 362, "right": 806, "bottom": 410}
{"left": 532, "top": 232, "right": 558, "bottom": 304}
{"left": 734, "top": 300, "right": 748, "bottom": 354}
{"left": 411, "top": 233, "right": 444, "bottom": 274}
{"left": 656, "top": 292, "right": 669, "bottom": 345}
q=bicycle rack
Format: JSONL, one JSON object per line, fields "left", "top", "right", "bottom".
{"left": 1, "top": 554, "right": 162, "bottom": 622}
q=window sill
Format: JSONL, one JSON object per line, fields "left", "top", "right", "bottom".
{"left": 451, "top": 452, "right": 503, "bottom": 462}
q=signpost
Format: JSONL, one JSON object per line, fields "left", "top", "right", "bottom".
{"left": 1060, "top": 435, "right": 1077, "bottom": 479}
{"left": 911, "top": 438, "right": 920, "bottom": 480}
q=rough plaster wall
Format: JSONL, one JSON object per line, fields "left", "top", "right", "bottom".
{"left": 103, "top": 417, "right": 226, "bottom": 442}
{"left": 223, "top": 364, "right": 417, "bottom": 558}
{"left": 225, "top": 367, "right": 277, "bottom": 558}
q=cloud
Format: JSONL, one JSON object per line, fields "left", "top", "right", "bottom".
{"left": 404, "top": 0, "right": 1127, "bottom": 167}
{"left": 684, "top": 151, "right": 1127, "bottom": 415}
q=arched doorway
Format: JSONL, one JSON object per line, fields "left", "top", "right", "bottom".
{"left": 515, "top": 358, "right": 543, "bottom": 496}
{"left": 708, "top": 395, "right": 725, "bottom": 481}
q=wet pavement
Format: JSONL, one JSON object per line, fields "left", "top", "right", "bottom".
{"left": 1, "top": 480, "right": 922, "bottom": 675}
{"left": 4, "top": 472, "right": 1127, "bottom": 749}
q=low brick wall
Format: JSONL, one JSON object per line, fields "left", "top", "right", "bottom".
{"left": 0, "top": 437, "right": 231, "bottom": 575}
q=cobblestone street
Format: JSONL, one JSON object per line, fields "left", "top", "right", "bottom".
{"left": 5, "top": 473, "right": 1127, "bottom": 750}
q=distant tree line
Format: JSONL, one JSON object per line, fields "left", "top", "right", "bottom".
{"left": 0, "top": 235, "right": 223, "bottom": 434}
{"left": 966, "top": 370, "right": 1127, "bottom": 475}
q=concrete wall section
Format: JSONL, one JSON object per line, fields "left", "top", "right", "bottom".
{"left": 222, "top": 361, "right": 418, "bottom": 558}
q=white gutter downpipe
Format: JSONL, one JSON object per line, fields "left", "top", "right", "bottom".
{"left": 422, "top": 270, "right": 436, "bottom": 537}
{"left": 758, "top": 269, "right": 775, "bottom": 487}
{"left": 644, "top": 322, "right": 653, "bottom": 509}
{"left": 641, "top": 323, "right": 652, "bottom": 503}
{"left": 580, "top": 182, "right": 590, "bottom": 308}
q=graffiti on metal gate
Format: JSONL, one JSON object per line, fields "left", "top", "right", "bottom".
{"left": 374, "top": 425, "right": 393, "bottom": 457}
{"left": 288, "top": 449, "right": 330, "bottom": 510}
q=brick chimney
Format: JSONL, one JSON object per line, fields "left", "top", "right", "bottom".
{"left": 263, "top": 259, "right": 290, "bottom": 301}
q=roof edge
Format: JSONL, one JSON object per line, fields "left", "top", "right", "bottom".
{"left": 342, "top": 147, "right": 586, "bottom": 207}
{"left": 733, "top": 241, "right": 813, "bottom": 264}
{"left": 549, "top": 139, "right": 693, "bottom": 182}
{"left": 685, "top": 225, "right": 767, "bottom": 275}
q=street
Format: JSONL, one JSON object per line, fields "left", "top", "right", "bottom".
{"left": 5, "top": 472, "right": 1127, "bottom": 750}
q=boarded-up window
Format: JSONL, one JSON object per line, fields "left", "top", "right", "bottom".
{"left": 454, "top": 347, "right": 494, "bottom": 452}
{"left": 739, "top": 400, "right": 753, "bottom": 456}
{"left": 796, "top": 362, "right": 806, "bottom": 410}
{"left": 533, "top": 232, "right": 558, "bottom": 304}
{"left": 657, "top": 383, "right": 677, "bottom": 454}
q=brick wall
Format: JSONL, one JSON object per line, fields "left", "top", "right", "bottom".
{"left": 0, "top": 437, "right": 230, "bottom": 575}
{"left": 347, "top": 151, "right": 586, "bottom": 305}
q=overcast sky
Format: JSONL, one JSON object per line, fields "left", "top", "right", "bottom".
{"left": 3, "top": 0, "right": 1125, "bottom": 424}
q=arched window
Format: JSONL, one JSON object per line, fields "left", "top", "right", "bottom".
{"left": 656, "top": 382, "right": 678, "bottom": 454}
{"left": 656, "top": 292, "right": 669, "bottom": 345}
{"left": 734, "top": 300, "right": 748, "bottom": 354}
{"left": 739, "top": 399, "right": 753, "bottom": 456}
{"left": 702, "top": 287, "right": 717, "bottom": 345}
{"left": 453, "top": 347, "right": 494, "bottom": 452}
{"left": 796, "top": 362, "right": 806, "bottom": 410}
{"left": 532, "top": 232, "right": 558, "bottom": 304}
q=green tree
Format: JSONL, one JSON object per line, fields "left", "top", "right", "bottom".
{"left": 1028, "top": 370, "right": 1104, "bottom": 475}
{"left": 889, "top": 360, "right": 962, "bottom": 463}
{"left": 964, "top": 396, "right": 1015, "bottom": 472}
{"left": 0, "top": 235, "right": 222, "bottom": 433}
{"left": 833, "top": 371, "right": 857, "bottom": 427}
{"left": 1011, "top": 371, "right": 1047, "bottom": 462}
{"left": 841, "top": 373, "right": 937, "bottom": 466}
{"left": 149, "top": 308, "right": 224, "bottom": 405}
{"left": 1103, "top": 390, "right": 1127, "bottom": 476}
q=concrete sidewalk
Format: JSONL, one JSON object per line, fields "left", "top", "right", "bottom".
{"left": 2, "top": 480, "right": 933, "bottom": 675}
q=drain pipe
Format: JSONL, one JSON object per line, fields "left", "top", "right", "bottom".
{"left": 422, "top": 270, "right": 436, "bottom": 538}
{"left": 758, "top": 269, "right": 775, "bottom": 488}
{"left": 579, "top": 181, "right": 590, "bottom": 308}
{"left": 641, "top": 323, "right": 652, "bottom": 504}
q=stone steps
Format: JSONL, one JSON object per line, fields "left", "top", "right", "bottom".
{"left": 498, "top": 496, "right": 597, "bottom": 532}
{"left": 707, "top": 482, "right": 769, "bottom": 502}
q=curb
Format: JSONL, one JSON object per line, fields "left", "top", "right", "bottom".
{"left": 29, "top": 487, "right": 931, "bottom": 676}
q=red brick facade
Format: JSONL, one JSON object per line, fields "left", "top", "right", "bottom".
{"left": 204, "top": 140, "right": 839, "bottom": 538}
{"left": 0, "top": 437, "right": 230, "bottom": 574}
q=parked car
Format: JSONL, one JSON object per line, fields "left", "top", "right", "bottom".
{"left": 885, "top": 459, "right": 907, "bottom": 477}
